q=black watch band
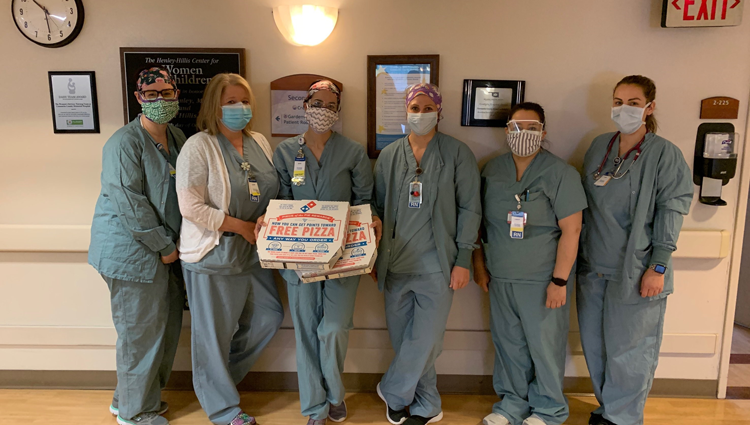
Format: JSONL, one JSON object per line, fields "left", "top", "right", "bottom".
{"left": 551, "top": 277, "right": 567, "bottom": 287}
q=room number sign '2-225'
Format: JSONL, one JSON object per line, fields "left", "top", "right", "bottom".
{"left": 12, "top": 0, "right": 85, "bottom": 48}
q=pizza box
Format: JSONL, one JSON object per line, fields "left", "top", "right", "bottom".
{"left": 258, "top": 200, "right": 350, "bottom": 270}
{"left": 296, "top": 204, "right": 378, "bottom": 283}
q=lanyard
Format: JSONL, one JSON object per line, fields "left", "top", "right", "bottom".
{"left": 594, "top": 131, "right": 647, "bottom": 179}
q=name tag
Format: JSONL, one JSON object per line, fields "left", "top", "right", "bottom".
{"left": 292, "top": 156, "right": 306, "bottom": 186}
{"left": 408, "top": 181, "right": 422, "bottom": 208}
{"left": 248, "top": 178, "right": 260, "bottom": 203}
{"left": 594, "top": 173, "right": 612, "bottom": 187}
{"left": 508, "top": 210, "right": 527, "bottom": 239}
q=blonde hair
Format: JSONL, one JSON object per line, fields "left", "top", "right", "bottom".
{"left": 196, "top": 73, "right": 257, "bottom": 136}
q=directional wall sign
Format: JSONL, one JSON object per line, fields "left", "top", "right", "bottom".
{"left": 662, "top": 0, "right": 744, "bottom": 27}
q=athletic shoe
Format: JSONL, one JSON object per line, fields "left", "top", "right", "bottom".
{"left": 230, "top": 411, "right": 257, "bottom": 425}
{"left": 306, "top": 418, "right": 327, "bottom": 425}
{"left": 117, "top": 412, "right": 168, "bottom": 425}
{"left": 483, "top": 412, "right": 511, "bottom": 425}
{"left": 328, "top": 400, "right": 347, "bottom": 422}
{"left": 376, "top": 383, "right": 408, "bottom": 425}
{"left": 522, "top": 415, "right": 546, "bottom": 425}
{"left": 111, "top": 400, "right": 169, "bottom": 416}
{"left": 403, "top": 412, "right": 444, "bottom": 425}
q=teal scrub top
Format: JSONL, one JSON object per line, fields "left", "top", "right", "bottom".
{"left": 183, "top": 134, "right": 279, "bottom": 275}
{"left": 482, "top": 150, "right": 587, "bottom": 284}
{"left": 388, "top": 137, "right": 442, "bottom": 274}
{"left": 273, "top": 131, "right": 375, "bottom": 283}
{"left": 88, "top": 116, "right": 186, "bottom": 283}
{"left": 374, "top": 132, "right": 482, "bottom": 291}
{"left": 273, "top": 132, "right": 374, "bottom": 206}
{"left": 579, "top": 132, "right": 694, "bottom": 304}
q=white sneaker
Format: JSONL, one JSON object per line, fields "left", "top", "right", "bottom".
{"left": 483, "top": 412, "right": 511, "bottom": 425}
{"left": 522, "top": 415, "right": 546, "bottom": 425}
{"left": 426, "top": 411, "right": 444, "bottom": 423}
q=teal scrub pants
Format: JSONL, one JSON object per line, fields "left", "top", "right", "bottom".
{"left": 577, "top": 272, "right": 667, "bottom": 425}
{"left": 489, "top": 279, "right": 571, "bottom": 425}
{"left": 184, "top": 263, "right": 284, "bottom": 425}
{"left": 286, "top": 275, "right": 359, "bottom": 420}
{"left": 104, "top": 263, "right": 184, "bottom": 421}
{"left": 380, "top": 272, "right": 453, "bottom": 418}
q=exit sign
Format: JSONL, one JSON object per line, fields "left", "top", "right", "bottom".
{"left": 662, "top": 0, "right": 744, "bottom": 27}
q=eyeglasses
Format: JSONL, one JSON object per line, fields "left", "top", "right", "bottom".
{"left": 139, "top": 89, "right": 177, "bottom": 101}
{"left": 309, "top": 99, "right": 338, "bottom": 112}
{"left": 507, "top": 120, "right": 544, "bottom": 132}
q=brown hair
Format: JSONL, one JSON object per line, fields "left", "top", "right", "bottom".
{"left": 615, "top": 75, "right": 657, "bottom": 134}
{"left": 509, "top": 102, "right": 546, "bottom": 124}
{"left": 196, "top": 73, "right": 257, "bottom": 136}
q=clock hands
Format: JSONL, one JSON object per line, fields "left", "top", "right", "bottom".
{"left": 32, "top": 0, "right": 51, "bottom": 34}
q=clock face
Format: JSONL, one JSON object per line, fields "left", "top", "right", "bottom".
{"left": 12, "top": 0, "right": 84, "bottom": 48}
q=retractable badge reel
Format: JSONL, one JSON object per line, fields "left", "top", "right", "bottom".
{"left": 507, "top": 193, "right": 527, "bottom": 239}
{"left": 292, "top": 138, "right": 306, "bottom": 186}
{"left": 408, "top": 167, "right": 423, "bottom": 208}
{"left": 241, "top": 162, "right": 261, "bottom": 203}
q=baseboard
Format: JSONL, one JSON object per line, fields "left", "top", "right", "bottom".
{"left": 0, "top": 371, "right": 718, "bottom": 398}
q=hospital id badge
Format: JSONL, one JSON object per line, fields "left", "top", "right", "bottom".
{"left": 292, "top": 155, "right": 306, "bottom": 186}
{"left": 594, "top": 173, "right": 612, "bottom": 187}
{"left": 408, "top": 181, "right": 422, "bottom": 208}
{"left": 168, "top": 163, "right": 176, "bottom": 178}
{"left": 508, "top": 210, "right": 527, "bottom": 239}
{"left": 248, "top": 178, "right": 260, "bottom": 203}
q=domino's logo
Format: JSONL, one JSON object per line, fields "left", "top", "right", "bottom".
{"left": 300, "top": 201, "right": 317, "bottom": 212}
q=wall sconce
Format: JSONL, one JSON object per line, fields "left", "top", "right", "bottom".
{"left": 273, "top": 5, "right": 339, "bottom": 46}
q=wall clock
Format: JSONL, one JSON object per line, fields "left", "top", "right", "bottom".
{"left": 12, "top": 0, "right": 85, "bottom": 48}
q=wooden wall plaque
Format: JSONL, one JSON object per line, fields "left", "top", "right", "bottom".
{"left": 700, "top": 97, "right": 739, "bottom": 119}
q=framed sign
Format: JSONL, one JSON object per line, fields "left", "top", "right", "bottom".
{"left": 120, "top": 47, "right": 245, "bottom": 138}
{"left": 270, "top": 74, "right": 344, "bottom": 137}
{"left": 662, "top": 0, "right": 744, "bottom": 28}
{"left": 461, "top": 79, "right": 525, "bottom": 128}
{"left": 48, "top": 71, "right": 100, "bottom": 134}
{"left": 367, "top": 55, "right": 439, "bottom": 158}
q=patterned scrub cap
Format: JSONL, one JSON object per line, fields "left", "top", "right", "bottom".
{"left": 405, "top": 83, "right": 442, "bottom": 117}
{"left": 304, "top": 80, "right": 342, "bottom": 110}
{"left": 136, "top": 67, "right": 177, "bottom": 91}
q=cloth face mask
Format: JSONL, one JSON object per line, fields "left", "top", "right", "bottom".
{"left": 407, "top": 112, "right": 438, "bottom": 136}
{"left": 221, "top": 104, "right": 253, "bottom": 131}
{"left": 611, "top": 102, "right": 651, "bottom": 135}
{"left": 141, "top": 99, "right": 179, "bottom": 125}
{"left": 507, "top": 130, "right": 543, "bottom": 157}
{"left": 305, "top": 107, "right": 339, "bottom": 133}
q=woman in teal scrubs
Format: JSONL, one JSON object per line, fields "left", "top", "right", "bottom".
{"left": 473, "top": 102, "right": 587, "bottom": 425}
{"left": 374, "top": 83, "right": 482, "bottom": 425}
{"left": 578, "top": 75, "right": 693, "bottom": 425}
{"left": 176, "top": 74, "right": 284, "bottom": 425}
{"left": 89, "top": 66, "right": 184, "bottom": 425}
{"left": 261, "top": 80, "right": 381, "bottom": 425}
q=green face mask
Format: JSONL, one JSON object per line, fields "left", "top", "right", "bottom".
{"left": 141, "top": 99, "right": 179, "bottom": 124}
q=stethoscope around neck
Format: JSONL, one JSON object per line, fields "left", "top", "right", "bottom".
{"left": 593, "top": 131, "right": 648, "bottom": 180}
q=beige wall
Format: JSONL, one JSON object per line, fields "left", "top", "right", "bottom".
{"left": 2, "top": 0, "right": 750, "bottom": 386}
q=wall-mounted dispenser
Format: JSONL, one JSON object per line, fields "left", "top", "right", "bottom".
{"left": 693, "top": 123, "right": 737, "bottom": 206}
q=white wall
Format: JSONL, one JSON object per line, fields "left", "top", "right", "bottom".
{"left": 2, "top": 0, "right": 750, "bottom": 386}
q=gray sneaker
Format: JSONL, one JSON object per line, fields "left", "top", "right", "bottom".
{"left": 328, "top": 400, "right": 347, "bottom": 422}
{"left": 117, "top": 412, "right": 169, "bottom": 425}
{"left": 306, "top": 419, "right": 327, "bottom": 425}
{"left": 110, "top": 399, "right": 169, "bottom": 417}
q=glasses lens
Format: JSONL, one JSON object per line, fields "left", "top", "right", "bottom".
{"left": 141, "top": 91, "right": 158, "bottom": 100}
{"left": 508, "top": 120, "right": 543, "bottom": 132}
{"left": 161, "top": 89, "right": 176, "bottom": 99}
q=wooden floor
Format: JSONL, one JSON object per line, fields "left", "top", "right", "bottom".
{"left": 2, "top": 390, "right": 750, "bottom": 425}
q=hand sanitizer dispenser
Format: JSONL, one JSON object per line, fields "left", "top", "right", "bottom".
{"left": 693, "top": 123, "right": 737, "bottom": 206}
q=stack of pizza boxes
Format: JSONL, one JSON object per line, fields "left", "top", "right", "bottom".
{"left": 258, "top": 201, "right": 377, "bottom": 282}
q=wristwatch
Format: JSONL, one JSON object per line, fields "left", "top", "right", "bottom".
{"left": 551, "top": 277, "right": 567, "bottom": 287}
{"left": 649, "top": 264, "right": 667, "bottom": 275}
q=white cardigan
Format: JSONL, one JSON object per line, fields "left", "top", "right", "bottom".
{"left": 176, "top": 130, "right": 273, "bottom": 263}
